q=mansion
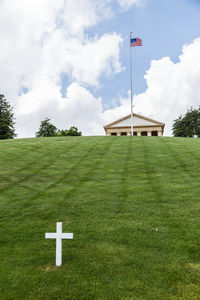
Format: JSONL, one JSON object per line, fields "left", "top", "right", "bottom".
{"left": 104, "top": 113, "right": 165, "bottom": 136}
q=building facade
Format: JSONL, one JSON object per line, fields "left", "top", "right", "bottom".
{"left": 104, "top": 113, "right": 165, "bottom": 136}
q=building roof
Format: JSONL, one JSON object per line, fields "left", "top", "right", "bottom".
{"left": 104, "top": 113, "right": 165, "bottom": 129}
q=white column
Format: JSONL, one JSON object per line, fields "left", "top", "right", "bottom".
{"left": 148, "top": 132, "right": 151, "bottom": 136}
{"left": 137, "top": 132, "right": 141, "bottom": 136}
{"left": 158, "top": 131, "right": 162, "bottom": 136}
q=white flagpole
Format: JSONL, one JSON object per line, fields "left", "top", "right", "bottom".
{"left": 130, "top": 33, "right": 133, "bottom": 137}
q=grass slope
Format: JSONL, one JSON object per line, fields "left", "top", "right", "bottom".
{"left": 0, "top": 136, "right": 200, "bottom": 300}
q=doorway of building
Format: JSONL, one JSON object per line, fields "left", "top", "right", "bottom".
{"left": 141, "top": 131, "right": 147, "bottom": 136}
{"left": 151, "top": 131, "right": 158, "bottom": 136}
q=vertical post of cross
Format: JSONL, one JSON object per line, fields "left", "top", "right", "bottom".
{"left": 56, "top": 222, "right": 62, "bottom": 266}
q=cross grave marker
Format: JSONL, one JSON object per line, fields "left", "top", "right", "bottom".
{"left": 45, "top": 222, "right": 73, "bottom": 267}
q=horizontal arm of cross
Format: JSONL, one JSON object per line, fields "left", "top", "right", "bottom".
{"left": 45, "top": 233, "right": 58, "bottom": 239}
{"left": 45, "top": 233, "right": 73, "bottom": 239}
{"left": 62, "top": 233, "right": 73, "bottom": 239}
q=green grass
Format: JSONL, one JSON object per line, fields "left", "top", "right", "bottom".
{"left": 0, "top": 136, "right": 200, "bottom": 299}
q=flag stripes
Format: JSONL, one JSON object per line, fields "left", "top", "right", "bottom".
{"left": 130, "top": 38, "right": 142, "bottom": 47}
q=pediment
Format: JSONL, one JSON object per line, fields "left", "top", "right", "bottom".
{"left": 104, "top": 113, "right": 164, "bottom": 128}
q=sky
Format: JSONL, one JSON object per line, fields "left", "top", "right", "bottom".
{"left": 0, "top": 0, "right": 200, "bottom": 137}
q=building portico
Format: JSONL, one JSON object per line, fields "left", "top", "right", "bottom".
{"left": 104, "top": 113, "right": 165, "bottom": 136}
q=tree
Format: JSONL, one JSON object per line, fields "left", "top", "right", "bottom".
{"left": 57, "top": 129, "right": 68, "bottom": 137}
{"left": 0, "top": 94, "right": 16, "bottom": 139}
{"left": 66, "top": 126, "right": 82, "bottom": 136}
{"left": 36, "top": 118, "right": 58, "bottom": 137}
{"left": 172, "top": 107, "right": 200, "bottom": 137}
{"left": 58, "top": 126, "right": 82, "bottom": 136}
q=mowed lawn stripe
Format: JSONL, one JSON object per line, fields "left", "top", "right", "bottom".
{"left": 0, "top": 137, "right": 104, "bottom": 218}
{"left": 18, "top": 136, "right": 116, "bottom": 217}
{"left": 0, "top": 138, "right": 61, "bottom": 176}
{"left": 172, "top": 137, "right": 200, "bottom": 162}
{"left": 160, "top": 138, "right": 200, "bottom": 186}
{"left": 0, "top": 138, "right": 83, "bottom": 193}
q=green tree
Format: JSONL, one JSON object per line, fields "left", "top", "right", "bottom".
{"left": 0, "top": 94, "right": 16, "bottom": 139}
{"left": 172, "top": 107, "right": 200, "bottom": 137}
{"left": 57, "top": 129, "right": 68, "bottom": 137}
{"left": 66, "top": 126, "right": 82, "bottom": 136}
{"left": 36, "top": 118, "right": 58, "bottom": 137}
{"left": 58, "top": 126, "right": 82, "bottom": 136}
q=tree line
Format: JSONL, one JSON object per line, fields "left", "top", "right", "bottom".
{"left": 36, "top": 118, "right": 82, "bottom": 137}
{"left": 0, "top": 94, "right": 82, "bottom": 139}
{"left": 0, "top": 93, "right": 200, "bottom": 139}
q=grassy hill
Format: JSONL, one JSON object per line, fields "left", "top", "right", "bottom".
{"left": 0, "top": 136, "right": 200, "bottom": 300}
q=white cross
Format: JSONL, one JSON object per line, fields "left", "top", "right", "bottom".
{"left": 45, "top": 222, "right": 73, "bottom": 267}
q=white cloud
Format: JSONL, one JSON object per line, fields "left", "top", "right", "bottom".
{"left": 103, "top": 38, "right": 200, "bottom": 136}
{"left": 0, "top": 0, "right": 122, "bottom": 97}
{"left": 61, "top": 0, "right": 113, "bottom": 35}
{"left": 64, "top": 33, "right": 123, "bottom": 86}
{"left": 0, "top": 0, "right": 64, "bottom": 99}
{"left": 117, "top": 0, "right": 148, "bottom": 10}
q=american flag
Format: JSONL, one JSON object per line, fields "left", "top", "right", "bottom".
{"left": 130, "top": 38, "right": 142, "bottom": 47}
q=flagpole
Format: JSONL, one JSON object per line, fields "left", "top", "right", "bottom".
{"left": 130, "top": 32, "right": 134, "bottom": 137}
